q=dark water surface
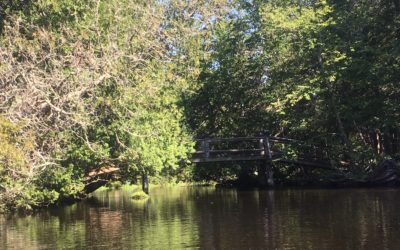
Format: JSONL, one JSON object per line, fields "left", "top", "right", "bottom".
{"left": 1, "top": 186, "right": 400, "bottom": 249}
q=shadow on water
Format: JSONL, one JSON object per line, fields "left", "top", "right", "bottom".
{"left": 1, "top": 186, "right": 400, "bottom": 249}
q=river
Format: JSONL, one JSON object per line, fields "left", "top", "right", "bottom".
{"left": 1, "top": 186, "right": 400, "bottom": 249}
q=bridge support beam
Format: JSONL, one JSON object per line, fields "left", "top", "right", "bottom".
{"left": 264, "top": 136, "right": 274, "bottom": 187}
{"left": 265, "top": 161, "right": 274, "bottom": 187}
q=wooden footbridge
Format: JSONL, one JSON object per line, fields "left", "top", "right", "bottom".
{"left": 84, "top": 135, "right": 342, "bottom": 193}
{"left": 190, "top": 135, "right": 338, "bottom": 186}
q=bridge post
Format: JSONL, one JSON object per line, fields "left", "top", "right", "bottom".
{"left": 259, "top": 138, "right": 265, "bottom": 156}
{"left": 258, "top": 138, "right": 267, "bottom": 186}
{"left": 204, "top": 139, "right": 210, "bottom": 159}
{"left": 264, "top": 136, "right": 274, "bottom": 187}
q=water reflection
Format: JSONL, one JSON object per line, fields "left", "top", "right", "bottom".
{"left": 258, "top": 189, "right": 400, "bottom": 250}
{"left": 1, "top": 187, "right": 400, "bottom": 249}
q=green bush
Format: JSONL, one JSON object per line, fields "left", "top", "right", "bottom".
{"left": 131, "top": 191, "right": 149, "bottom": 200}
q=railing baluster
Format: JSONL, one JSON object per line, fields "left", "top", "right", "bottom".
{"left": 259, "top": 138, "right": 265, "bottom": 156}
{"left": 265, "top": 136, "right": 273, "bottom": 161}
{"left": 204, "top": 139, "right": 210, "bottom": 159}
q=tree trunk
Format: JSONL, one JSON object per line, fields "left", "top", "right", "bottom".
{"left": 142, "top": 173, "right": 149, "bottom": 194}
{"left": 383, "top": 128, "right": 392, "bottom": 155}
{"left": 316, "top": 41, "right": 349, "bottom": 148}
{"left": 376, "top": 131, "right": 384, "bottom": 155}
{"left": 393, "top": 129, "right": 399, "bottom": 154}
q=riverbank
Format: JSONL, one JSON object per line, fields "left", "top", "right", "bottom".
{"left": 0, "top": 181, "right": 214, "bottom": 214}
{"left": 2, "top": 158, "right": 399, "bottom": 213}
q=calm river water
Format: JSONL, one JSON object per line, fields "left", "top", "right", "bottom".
{"left": 1, "top": 186, "right": 400, "bottom": 249}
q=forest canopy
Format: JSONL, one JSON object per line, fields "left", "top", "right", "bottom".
{"left": 1, "top": 0, "right": 399, "bottom": 211}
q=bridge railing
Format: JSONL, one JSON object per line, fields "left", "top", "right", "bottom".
{"left": 269, "top": 137, "right": 325, "bottom": 158}
{"left": 268, "top": 136, "right": 350, "bottom": 169}
{"left": 191, "top": 136, "right": 286, "bottom": 163}
{"left": 190, "top": 135, "right": 342, "bottom": 165}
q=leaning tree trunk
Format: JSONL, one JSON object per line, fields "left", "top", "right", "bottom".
{"left": 84, "top": 166, "right": 120, "bottom": 193}
{"left": 368, "top": 160, "right": 400, "bottom": 186}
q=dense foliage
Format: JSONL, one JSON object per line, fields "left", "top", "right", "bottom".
{"left": 0, "top": 0, "right": 228, "bottom": 211}
{"left": 1, "top": 0, "right": 399, "bottom": 210}
{"left": 187, "top": 0, "right": 400, "bottom": 182}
